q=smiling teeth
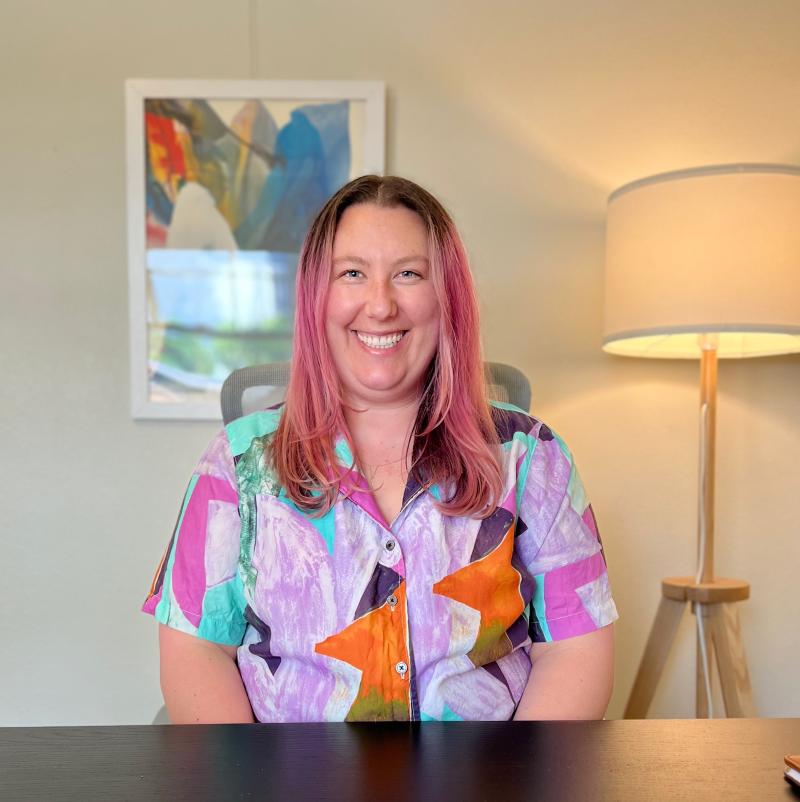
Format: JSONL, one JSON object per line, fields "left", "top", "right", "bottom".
{"left": 357, "top": 332, "right": 405, "bottom": 349}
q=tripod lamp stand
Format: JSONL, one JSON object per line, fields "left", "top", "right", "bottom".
{"left": 602, "top": 164, "right": 800, "bottom": 718}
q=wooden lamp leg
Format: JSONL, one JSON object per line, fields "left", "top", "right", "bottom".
{"left": 624, "top": 578, "right": 751, "bottom": 719}
{"left": 624, "top": 596, "right": 686, "bottom": 719}
{"left": 709, "top": 603, "right": 755, "bottom": 717}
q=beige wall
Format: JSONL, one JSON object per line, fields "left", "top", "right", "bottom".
{"left": 1, "top": 0, "right": 798, "bottom": 724}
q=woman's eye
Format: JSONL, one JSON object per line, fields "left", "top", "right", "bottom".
{"left": 397, "top": 270, "right": 421, "bottom": 280}
{"left": 340, "top": 269, "right": 363, "bottom": 279}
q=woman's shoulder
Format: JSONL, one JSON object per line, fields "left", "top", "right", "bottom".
{"left": 488, "top": 398, "right": 588, "bottom": 508}
{"left": 223, "top": 403, "right": 286, "bottom": 459}
{"left": 488, "top": 400, "right": 558, "bottom": 447}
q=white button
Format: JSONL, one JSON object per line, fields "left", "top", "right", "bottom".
{"left": 387, "top": 594, "right": 398, "bottom": 609}
{"left": 395, "top": 661, "right": 408, "bottom": 677}
{"left": 385, "top": 539, "right": 396, "bottom": 552}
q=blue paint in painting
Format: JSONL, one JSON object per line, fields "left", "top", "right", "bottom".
{"left": 300, "top": 101, "right": 351, "bottom": 191}
{"left": 146, "top": 171, "right": 174, "bottom": 225}
{"left": 235, "top": 101, "right": 351, "bottom": 252}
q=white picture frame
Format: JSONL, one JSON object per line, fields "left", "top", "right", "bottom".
{"left": 126, "top": 79, "right": 385, "bottom": 419}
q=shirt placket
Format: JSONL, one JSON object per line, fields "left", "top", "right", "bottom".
{"left": 377, "top": 531, "right": 414, "bottom": 717}
{"left": 341, "top": 466, "right": 429, "bottom": 722}
{"left": 387, "top": 483, "right": 436, "bottom": 722}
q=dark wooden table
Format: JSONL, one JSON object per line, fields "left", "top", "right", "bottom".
{"left": 2, "top": 718, "right": 799, "bottom": 801}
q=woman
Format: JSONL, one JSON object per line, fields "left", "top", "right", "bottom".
{"left": 143, "top": 175, "right": 617, "bottom": 723}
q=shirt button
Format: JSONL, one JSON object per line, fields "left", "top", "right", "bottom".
{"left": 385, "top": 539, "right": 396, "bottom": 552}
{"left": 395, "top": 661, "right": 408, "bottom": 677}
{"left": 387, "top": 594, "right": 398, "bottom": 609}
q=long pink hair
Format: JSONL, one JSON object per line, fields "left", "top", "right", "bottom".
{"left": 271, "top": 175, "right": 503, "bottom": 518}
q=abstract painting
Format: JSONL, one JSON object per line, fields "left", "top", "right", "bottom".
{"left": 126, "top": 80, "right": 385, "bottom": 419}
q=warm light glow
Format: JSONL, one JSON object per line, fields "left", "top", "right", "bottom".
{"left": 603, "top": 330, "right": 800, "bottom": 359}
{"left": 603, "top": 165, "right": 800, "bottom": 359}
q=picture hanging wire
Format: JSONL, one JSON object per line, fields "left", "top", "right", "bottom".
{"left": 249, "top": 0, "right": 260, "bottom": 79}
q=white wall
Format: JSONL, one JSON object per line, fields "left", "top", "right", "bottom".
{"left": 1, "top": 0, "right": 798, "bottom": 724}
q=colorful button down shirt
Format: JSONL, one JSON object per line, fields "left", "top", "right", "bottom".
{"left": 143, "top": 402, "right": 618, "bottom": 722}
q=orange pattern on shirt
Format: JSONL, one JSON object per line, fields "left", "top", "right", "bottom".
{"left": 433, "top": 524, "right": 524, "bottom": 666}
{"left": 315, "top": 581, "right": 410, "bottom": 721}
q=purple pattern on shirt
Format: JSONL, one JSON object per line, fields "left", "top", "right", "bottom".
{"left": 245, "top": 605, "right": 282, "bottom": 675}
{"left": 353, "top": 564, "right": 403, "bottom": 619}
{"left": 470, "top": 507, "right": 516, "bottom": 561}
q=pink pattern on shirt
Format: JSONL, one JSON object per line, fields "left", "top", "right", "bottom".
{"left": 172, "top": 475, "right": 238, "bottom": 627}
{"left": 543, "top": 550, "right": 607, "bottom": 640}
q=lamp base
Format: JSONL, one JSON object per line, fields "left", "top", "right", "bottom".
{"left": 624, "top": 577, "right": 754, "bottom": 719}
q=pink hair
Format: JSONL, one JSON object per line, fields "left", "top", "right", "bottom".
{"left": 271, "top": 175, "right": 503, "bottom": 518}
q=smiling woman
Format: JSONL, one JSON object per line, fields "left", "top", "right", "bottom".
{"left": 143, "top": 175, "right": 617, "bottom": 724}
{"left": 324, "top": 204, "right": 442, "bottom": 523}
{"left": 272, "top": 176, "right": 504, "bottom": 523}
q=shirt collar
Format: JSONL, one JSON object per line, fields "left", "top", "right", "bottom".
{"left": 332, "top": 432, "right": 438, "bottom": 529}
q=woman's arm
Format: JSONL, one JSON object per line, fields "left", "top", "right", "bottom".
{"left": 158, "top": 624, "right": 255, "bottom": 724}
{"left": 513, "top": 624, "right": 614, "bottom": 720}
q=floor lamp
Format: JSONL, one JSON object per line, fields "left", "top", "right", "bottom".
{"left": 602, "top": 164, "right": 800, "bottom": 718}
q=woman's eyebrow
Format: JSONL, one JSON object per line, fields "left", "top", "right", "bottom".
{"left": 332, "top": 255, "right": 369, "bottom": 265}
{"left": 393, "top": 255, "right": 429, "bottom": 266}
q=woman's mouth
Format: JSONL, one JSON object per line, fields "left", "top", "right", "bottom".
{"left": 355, "top": 331, "right": 406, "bottom": 349}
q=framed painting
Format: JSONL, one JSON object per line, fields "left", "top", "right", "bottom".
{"left": 126, "top": 79, "right": 385, "bottom": 419}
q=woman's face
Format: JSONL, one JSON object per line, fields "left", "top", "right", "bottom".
{"left": 325, "top": 202, "right": 440, "bottom": 409}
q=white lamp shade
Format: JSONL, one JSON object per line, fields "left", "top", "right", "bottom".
{"left": 603, "top": 165, "right": 800, "bottom": 358}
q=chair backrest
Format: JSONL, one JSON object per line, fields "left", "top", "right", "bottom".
{"left": 484, "top": 362, "right": 532, "bottom": 413}
{"left": 220, "top": 361, "right": 531, "bottom": 423}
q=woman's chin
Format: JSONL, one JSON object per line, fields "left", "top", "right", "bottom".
{"left": 344, "top": 377, "right": 422, "bottom": 407}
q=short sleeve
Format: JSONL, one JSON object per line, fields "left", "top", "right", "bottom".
{"left": 142, "top": 429, "right": 247, "bottom": 646}
{"left": 514, "top": 422, "right": 618, "bottom": 643}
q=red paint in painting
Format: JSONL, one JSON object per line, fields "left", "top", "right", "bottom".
{"left": 146, "top": 112, "right": 187, "bottom": 189}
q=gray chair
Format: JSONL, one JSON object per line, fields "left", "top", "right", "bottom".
{"left": 220, "top": 361, "right": 531, "bottom": 423}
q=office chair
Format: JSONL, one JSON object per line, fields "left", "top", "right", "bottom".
{"left": 220, "top": 361, "right": 531, "bottom": 424}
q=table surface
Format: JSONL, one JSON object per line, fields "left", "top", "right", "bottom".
{"left": 2, "top": 718, "right": 799, "bottom": 801}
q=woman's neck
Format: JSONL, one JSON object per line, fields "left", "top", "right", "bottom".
{"left": 343, "top": 397, "right": 421, "bottom": 525}
{"left": 343, "top": 396, "right": 420, "bottom": 476}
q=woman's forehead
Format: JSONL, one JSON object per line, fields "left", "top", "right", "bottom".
{"left": 333, "top": 203, "right": 428, "bottom": 253}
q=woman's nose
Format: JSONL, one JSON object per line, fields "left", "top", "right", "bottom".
{"left": 365, "top": 279, "right": 397, "bottom": 319}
